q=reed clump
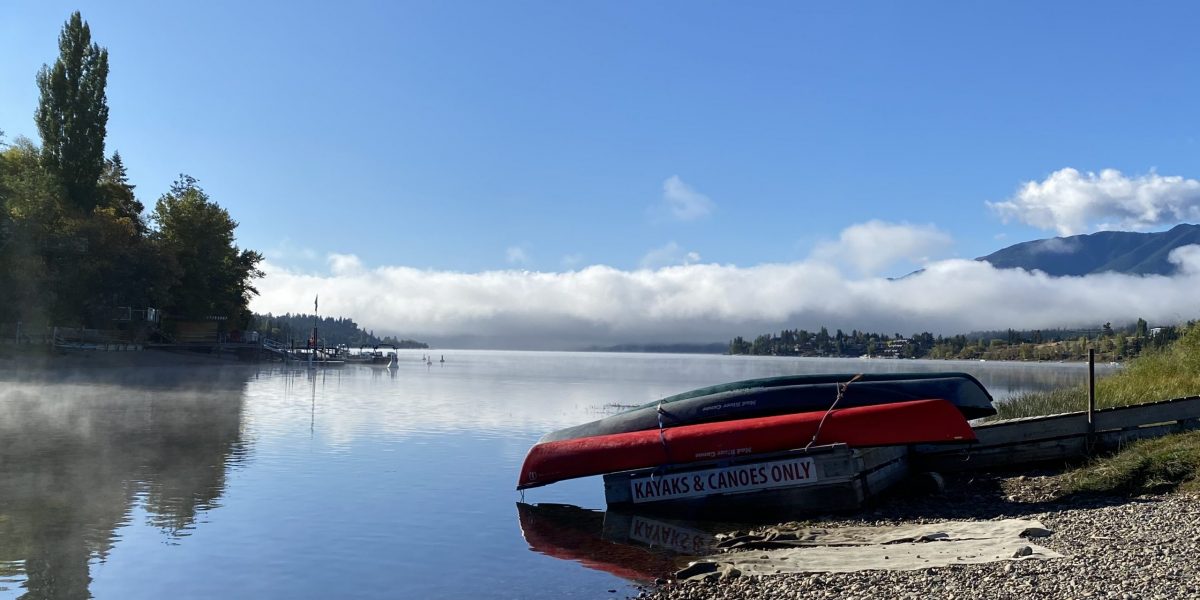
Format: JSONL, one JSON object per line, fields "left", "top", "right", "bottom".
{"left": 989, "top": 323, "right": 1200, "bottom": 495}
{"left": 993, "top": 322, "right": 1200, "bottom": 421}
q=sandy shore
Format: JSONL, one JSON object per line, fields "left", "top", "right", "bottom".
{"left": 636, "top": 472, "right": 1200, "bottom": 599}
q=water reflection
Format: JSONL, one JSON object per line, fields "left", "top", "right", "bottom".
{"left": 517, "top": 502, "right": 730, "bottom": 583}
{"left": 0, "top": 368, "right": 253, "bottom": 599}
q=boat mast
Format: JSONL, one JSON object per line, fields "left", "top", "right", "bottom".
{"left": 310, "top": 294, "right": 318, "bottom": 368}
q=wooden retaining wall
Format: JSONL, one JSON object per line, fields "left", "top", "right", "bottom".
{"left": 914, "top": 395, "right": 1200, "bottom": 472}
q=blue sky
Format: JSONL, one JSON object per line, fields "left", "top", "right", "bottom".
{"left": 4, "top": 2, "right": 1200, "bottom": 345}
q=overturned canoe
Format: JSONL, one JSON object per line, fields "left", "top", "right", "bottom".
{"left": 538, "top": 372, "right": 995, "bottom": 445}
{"left": 517, "top": 398, "right": 975, "bottom": 489}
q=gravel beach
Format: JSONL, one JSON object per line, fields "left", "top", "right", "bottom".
{"left": 635, "top": 472, "right": 1200, "bottom": 599}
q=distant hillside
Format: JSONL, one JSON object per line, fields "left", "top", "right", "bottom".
{"left": 979, "top": 223, "right": 1200, "bottom": 276}
{"left": 251, "top": 313, "right": 428, "bottom": 349}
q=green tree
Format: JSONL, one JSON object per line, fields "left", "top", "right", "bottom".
{"left": 0, "top": 138, "right": 67, "bottom": 323}
{"left": 35, "top": 11, "right": 110, "bottom": 211}
{"left": 153, "top": 175, "right": 263, "bottom": 325}
{"left": 98, "top": 150, "right": 145, "bottom": 234}
{"left": 1135, "top": 317, "right": 1149, "bottom": 338}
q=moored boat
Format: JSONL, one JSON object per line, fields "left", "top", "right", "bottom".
{"left": 517, "top": 398, "right": 975, "bottom": 489}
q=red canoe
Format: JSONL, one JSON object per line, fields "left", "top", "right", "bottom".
{"left": 517, "top": 398, "right": 974, "bottom": 489}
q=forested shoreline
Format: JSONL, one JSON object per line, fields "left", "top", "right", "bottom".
{"left": 251, "top": 313, "right": 428, "bottom": 349}
{"left": 728, "top": 319, "right": 1183, "bottom": 362}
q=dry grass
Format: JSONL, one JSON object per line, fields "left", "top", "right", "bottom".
{"left": 992, "top": 324, "right": 1200, "bottom": 495}
{"left": 1065, "top": 431, "right": 1200, "bottom": 495}
{"left": 993, "top": 323, "right": 1200, "bottom": 420}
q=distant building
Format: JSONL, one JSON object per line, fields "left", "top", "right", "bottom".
{"left": 882, "top": 338, "right": 908, "bottom": 358}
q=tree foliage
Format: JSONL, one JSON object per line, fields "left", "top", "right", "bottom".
{"left": 153, "top": 175, "right": 263, "bottom": 323}
{"left": 35, "top": 11, "right": 109, "bottom": 211}
{"left": 99, "top": 151, "right": 145, "bottom": 234}
{"left": 728, "top": 320, "right": 1180, "bottom": 362}
{"left": 251, "top": 313, "right": 428, "bottom": 348}
{"left": 0, "top": 12, "right": 262, "bottom": 332}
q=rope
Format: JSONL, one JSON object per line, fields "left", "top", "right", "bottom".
{"left": 804, "top": 373, "right": 864, "bottom": 451}
{"left": 642, "top": 402, "right": 672, "bottom": 485}
{"left": 656, "top": 400, "right": 670, "bottom": 459}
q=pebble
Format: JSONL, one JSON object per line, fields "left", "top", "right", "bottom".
{"left": 635, "top": 472, "right": 1200, "bottom": 600}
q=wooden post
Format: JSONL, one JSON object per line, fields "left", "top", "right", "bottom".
{"left": 1087, "top": 348, "right": 1096, "bottom": 434}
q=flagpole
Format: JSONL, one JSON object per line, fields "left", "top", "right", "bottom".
{"left": 310, "top": 294, "right": 318, "bottom": 369}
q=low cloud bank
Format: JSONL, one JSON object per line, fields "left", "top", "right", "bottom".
{"left": 252, "top": 245, "right": 1200, "bottom": 350}
{"left": 989, "top": 168, "right": 1200, "bottom": 236}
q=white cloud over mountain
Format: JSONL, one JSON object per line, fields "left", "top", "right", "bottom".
{"left": 989, "top": 168, "right": 1200, "bottom": 236}
{"left": 253, "top": 226, "right": 1200, "bottom": 349}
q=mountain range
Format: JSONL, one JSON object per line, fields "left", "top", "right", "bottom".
{"left": 978, "top": 223, "right": 1200, "bottom": 276}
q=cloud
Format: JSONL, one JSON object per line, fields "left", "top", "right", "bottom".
{"left": 1028, "top": 237, "right": 1081, "bottom": 255}
{"left": 660, "top": 176, "right": 715, "bottom": 221}
{"left": 264, "top": 238, "right": 319, "bottom": 264}
{"left": 811, "top": 220, "right": 954, "bottom": 276}
{"left": 989, "top": 168, "right": 1200, "bottom": 235}
{"left": 640, "top": 242, "right": 701, "bottom": 269}
{"left": 328, "top": 253, "right": 365, "bottom": 275}
{"left": 1169, "top": 244, "right": 1200, "bottom": 276}
{"left": 252, "top": 245, "right": 1200, "bottom": 350}
{"left": 505, "top": 245, "right": 530, "bottom": 265}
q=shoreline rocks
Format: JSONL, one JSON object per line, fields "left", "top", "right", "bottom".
{"left": 634, "top": 472, "right": 1200, "bottom": 600}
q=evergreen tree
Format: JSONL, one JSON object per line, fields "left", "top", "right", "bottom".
{"left": 35, "top": 11, "right": 109, "bottom": 211}
{"left": 98, "top": 150, "right": 145, "bottom": 234}
{"left": 1135, "top": 318, "right": 1149, "bottom": 338}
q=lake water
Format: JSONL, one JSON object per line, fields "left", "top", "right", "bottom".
{"left": 0, "top": 351, "right": 1111, "bottom": 599}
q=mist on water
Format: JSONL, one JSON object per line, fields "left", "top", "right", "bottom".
{"left": 0, "top": 368, "right": 253, "bottom": 599}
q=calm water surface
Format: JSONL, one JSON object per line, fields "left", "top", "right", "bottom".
{"left": 0, "top": 352, "right": 1112, "bottom": 599}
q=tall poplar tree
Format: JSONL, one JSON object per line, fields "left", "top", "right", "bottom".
{"left": 35, "top": 11, "right": 109, "bottom": 211}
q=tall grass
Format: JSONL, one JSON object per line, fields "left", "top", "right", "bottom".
{"left": 989, "top": 323, "right": 1200, "bottom": 495}
{"left": 1065, "top": 431, "right": 1200, "bottom": 494}
{"left": 992, "top": 323, "right": 1200, "bottom": 421}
